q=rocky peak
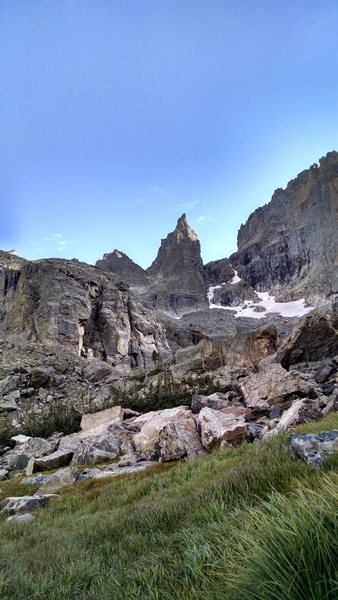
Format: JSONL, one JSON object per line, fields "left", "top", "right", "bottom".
{"left": 146, "top": 214, "right": 208, "bottom": 313}
{"left": 96, "top": 249, "right": 148, "bottom": 286}
{"left": 173, "top": 213, "right": 198, "bottom": 243}
{"left": 147, "top": 214, "right": 201, "bottom": 277}
{"left": 95, "top": 214, "right": 208, "bottom": 315}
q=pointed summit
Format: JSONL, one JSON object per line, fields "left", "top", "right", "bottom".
{"left": 174, "top": 214, "right": 198, "bottom": 242}
{"left": 146, "top": 214, "right": 207, "bottom": 313}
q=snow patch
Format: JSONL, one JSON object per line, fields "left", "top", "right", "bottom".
{"left": 208, "top": 285, "right": 315, "bottom": 319}
{"left": 207, "top": 284, "right": 225, "bottom": 304}
{"left": 230, "top": 269, "right": 241, "bottom": 284}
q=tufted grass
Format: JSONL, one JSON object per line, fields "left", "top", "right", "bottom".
{"left": 0, "top": 413, "right": 337, "bottom": 599}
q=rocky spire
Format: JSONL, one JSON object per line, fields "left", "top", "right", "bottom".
{"left": 146, "top": 214, "right": 207, "bottom": 313}
{"left": 147, "top": 214, "right": 201, "bottom": 277}
{"left": 173, "top": 213, "right": 199, "bottom": 243}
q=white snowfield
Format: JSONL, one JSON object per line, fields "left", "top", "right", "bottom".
{"left": 230, "top": 270, "right": 241, "bottom": 284}
{"left": 208, "top": 270, "right": 315, "bottom": 319}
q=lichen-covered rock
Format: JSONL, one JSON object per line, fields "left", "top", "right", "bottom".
{"left": 6, "top": 513, "right": 35, "bottom": 523}
{"left": 1, "top": 435, "right": 59, "bottom": 471}
{"left": 33, "top": 449, "right": 74, "bottom": 472}
{"left": 289, "top": 430, "right": 338, "bottom": 464}
{"left": 71, "top": 432, "right": 121, "bottom": 465}
{"left": 38, "top": 466, "right": 80, "bottom": 493}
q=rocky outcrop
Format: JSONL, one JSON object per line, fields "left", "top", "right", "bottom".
{"left": 279, "top": 306, "right": 338, "bottom": 369}
{"left": 2, "top": 258, "right": 170, "bottom": 374}
{"left": 0, "top": 250, "right": 26, "bottom": 307}
{"left": 96, "top": 250, "right": 148, "bottom": 286}
{"left": 204, "top": 258, "right": 234, "bottom": 287}
{"left": 211, "top": 281, "right": 260, "bottom": 307}
{"left": 230, "top": 151, "right": 338, "bottom": 303}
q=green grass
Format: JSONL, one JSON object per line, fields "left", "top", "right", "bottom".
{"left": 0, "top": 414, "right": 337, "bottom": 599}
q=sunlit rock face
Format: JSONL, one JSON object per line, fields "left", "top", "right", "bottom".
{"left": 230, "top": 151, "right": 338, "bottom": 304}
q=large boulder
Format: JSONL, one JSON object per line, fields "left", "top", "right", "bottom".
{"left": 38, "top": 466, "right": 80, "bottom": 493}
{"left": 239, "top": 362, "right": 317, "bottom": 413}
{"left": 289, "top": 430, "right": 338, "bottom": 464}
{"left": 71, "top": 432, "right": 121, "bottom": 465}
{"left": 132, "top": 406, "right": 192, "bottom": 456}
{"left": 267, "top": 398, "right": 321, "bottom": 434}
{"left": 29, "top": 366, "right": 55, "bottom": 389}
{"left": 0, "top": 494, "right": 59, "bottom": 516}
{"left": 279, "top": 308, "right": 338, "bottom": 369}
{"left": 80, "top": 406, "right": 123, "bottom": 431}
{"left": 314, "top": 360, "right": 337, "bottom": 384}
{"left": 32, "top": 449, "right": 74, "bottom": 472}
{"left": 196, "top": 407, "right": 248, "bottom": 451}
{"left": 2, "top": 435, "right": 59, "bottom": 471}
{"left": 156, "top": 418, "right": 204, "bottom": 461}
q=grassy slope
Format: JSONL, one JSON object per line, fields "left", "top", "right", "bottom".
{"left": 0, "top": 414, "right": 337, "bottom": 600}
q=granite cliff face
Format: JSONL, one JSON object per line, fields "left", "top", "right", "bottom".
{"left": 2, "top": 258, "right": 170, "bottom": 376}
{"left": 230, "top": 151, "right": 338, "bottom": 303}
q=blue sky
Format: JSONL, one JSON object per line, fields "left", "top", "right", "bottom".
{"left": 1, "top": 0, "right": 338, "bottom": 267}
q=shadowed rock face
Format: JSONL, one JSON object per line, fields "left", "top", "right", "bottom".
{"left": 2, "top": 258, "right": 170, "bottom": 374}
{"left": 0, "top": 251, "right": 26, "bottom": 308}
{"left": 279, "top": 306, "right": 338, "bottom": 369}
{"left": 204, "top": 258, "right": 234, "bottom": 287}
{"left": 96, "top": 250, "right": 148, "bottom": 286}
{"left": 146, "top": 214, "right": 208, "bottom": 313}
{"left": 230, "top": 151, "right": 338, "bottom": 303}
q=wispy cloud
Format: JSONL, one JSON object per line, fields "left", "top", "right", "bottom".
{"left": 134, "top": 186, "right": 165, "bottom": 205}
{"left": 177, "top": 200, "right": 199, "bottom": 210}
{"left": 43, "top": 233, "right": 64, "bottom": 241}
{"left": 196, "top": 215, "right": 205, "bottom": 223}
